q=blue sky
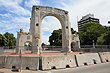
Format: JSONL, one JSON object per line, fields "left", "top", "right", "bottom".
{"left": 0, "top": 0, "right": 110, "bottom": 44}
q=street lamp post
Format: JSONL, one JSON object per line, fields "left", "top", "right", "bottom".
{"left": 53, "top": 40, "right": 54, "bottom": 51}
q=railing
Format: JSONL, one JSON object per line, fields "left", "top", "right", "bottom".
{"left": 42, "top": 46, "right": 62, "bottom": 51}
{"left": 0, "top": 45, "right": 110, "bottom": 55}
{"left": 72, "top": 45, "right": 110, "bottom": 53}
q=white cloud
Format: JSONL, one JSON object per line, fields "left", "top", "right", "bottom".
{"left": 0, "top": 13, "right": 11, "bottom": 18}
{"left": 24, "top": 0, "right": 40, "bottom": 8}
{"left": 41, "top": 16, "right": 61, "bottom": 32}
{"left": 60, "top": 0, "right": 110, "bottom": 31}
{"left": 0, "top": 0, "right": 31, "bottom": 16}
{"left": 41, "top": 35, "right": 50, "bottom": 45}
{"left": 11, "top": 17, "right": 30, "bottom": 23}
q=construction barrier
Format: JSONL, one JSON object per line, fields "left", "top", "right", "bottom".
{"left": 99, "top": 52, "right": 110, "bottom": 63}
{"left": 42, "top": 54, "right": 76, "bottom": 70}
{"left": 0, "top": 56, "right": 6, "bottom": 68}
{"left": 75, "top": 53, "right": 101, "bottom": 67}
{"left": 1, "top": 52, "right": 110, "bottom": 70}
{"left": 5, "top": 56, "right": 39, "bottom": 70}
{"left": 5, "top": 56, "right": 20, "bottom": 69}
{"left": 21, "top": 56, "right": 39, "bottom": 70}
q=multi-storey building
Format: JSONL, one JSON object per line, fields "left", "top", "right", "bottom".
{"left": 78, "top": 14, "right": 99, "bottom": 33}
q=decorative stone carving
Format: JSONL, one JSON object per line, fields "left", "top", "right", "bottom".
{"left": 20, "top": 29, "right": 30, "bottom": 35}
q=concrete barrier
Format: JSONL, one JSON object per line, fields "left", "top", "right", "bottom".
{"left": 5, "top": 56, "right": 39, "bottom": 70}
{"left": 0, "top": 56, "right": 6, "bottom": 68}
{"left": 42, "top": 54, "right": 76, "bottom": 70}
{"left": 99, "top": 52, "right": 110, "bottom": 63}
{"left": 75, "top": 53, "right": 101, "bottom": 67}
{"left": 22, "top": 56, "right": 39, "bottom": 70}
{"left": 5, "top": 56, "right": 20, "bottom": 69}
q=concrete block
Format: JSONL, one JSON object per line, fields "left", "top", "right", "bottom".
{"left": 5, "top": 56, "right": 39, "bottom": 70}
{"left": 75, "top": 53, "right": 101, "bottom": 67}
{"left": 5, "top": 56, "right": 20, "bottom": 69}
{"left": 42, "top": 54, "right": 76, "bottom": 70}
{"left": 99, "top": 52, "right": 110, "bottom": 63}
{"left": 22, "top": 56, "right": 39, "bottom": 70}
{"left": 0, "top": 56, "right": 6, "bottom": 68}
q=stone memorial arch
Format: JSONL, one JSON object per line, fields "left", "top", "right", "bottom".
{"left": 16, "top": 5, "right": 74, "bottom": 54}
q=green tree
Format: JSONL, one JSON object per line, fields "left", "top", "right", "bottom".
{"left": 0, "top": 34, "right": 7, "bottom": 46}
{"left": 24, "top": 44, "right": 28, "bottom": 47}
{"left": 49, "top": 29, "right": 62, "bottom": 46}
{"left": 49, "top": 28, "right": 76, "bottom": 46}
{"left": 96, "top": 34, "right": 105, "bottom": 45}
{"left": 41, "top": 43, "right": 46, "bottom": 46}
{"left": 4, "top": 32, "right": 16, "bottom": 46}
{"left": 80, "top": 22, "right": 105, "bottom": 45}
{"left": 103, "top": 31, "right": 110, "bottom": 45}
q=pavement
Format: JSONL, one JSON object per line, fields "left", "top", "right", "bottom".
{"left": 0, "top": 62, "right": 110, "bottom": 73}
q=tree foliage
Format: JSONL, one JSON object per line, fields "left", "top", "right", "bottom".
{"left": 49, "top": 28, "right": 76, "bottom": 46}
{"left": 0, "top": 34, "right": 7, "bottom": 46}
{"left": 3, "top": 32, "right": 16, "bottom": 46}
{"left": 41, "top": 43, "right": 46, "bottom": 46}
{"left": 96, "top": 34, "right": 105, "bottom": 45}
{"left": 49, "top": 29, "right": 62, "bottom": 46}
{"left": 103, "top": 31, "right": 110, "bottom": 45}
{"left": 80, "top": 22, "right": 105, "bottom": 45}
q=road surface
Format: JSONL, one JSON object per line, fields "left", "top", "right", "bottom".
{"left": 0, "top": 62, "right": 110, "bottom": 73}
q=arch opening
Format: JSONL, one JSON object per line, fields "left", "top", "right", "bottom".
{"left": 41, "top": 14, "right": 64, "bottom": 27}
{"left": 41, "top": 16, "right": 62, "bottom": 47}
{"left": 24, "top": 41, "right": 32, "bottom": 53}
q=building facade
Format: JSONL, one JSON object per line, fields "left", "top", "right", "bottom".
{"left": 78, "top": 14, "right": 99, "bottom": 33}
